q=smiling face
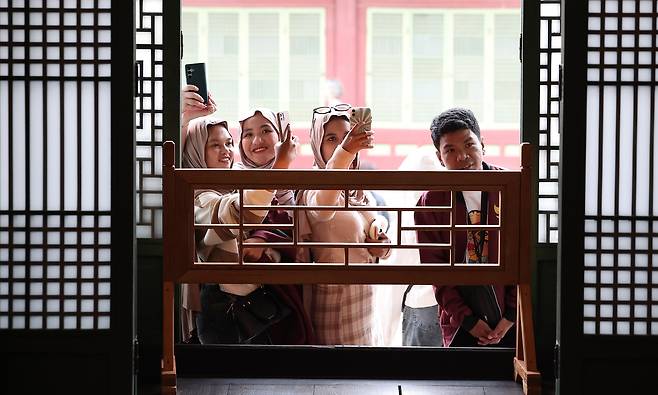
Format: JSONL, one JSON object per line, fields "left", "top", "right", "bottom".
{"left": 240, "top": 112, "right": 279, "bottom": 166}
{"left": 320, "top": 117, "right": 350, "bottom": 163}
{"left": 204, "top": 124, "right": 234, "bottom": 168}
{"left": 436, "top": 128, "right": 484, "bottom": 170}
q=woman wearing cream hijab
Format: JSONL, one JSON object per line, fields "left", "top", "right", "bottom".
{"left": 179, "top": 112, "right": 299, "bottom": 344}
{"left": 297, "top": 105, "right": 391, "bottom": 345}
{"left": 234, "top": 108, "right": 315, "bottom": 344}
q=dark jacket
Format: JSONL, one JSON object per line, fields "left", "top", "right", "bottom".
{"left": 414, "top": 162, "right": 516, "bottom": 347}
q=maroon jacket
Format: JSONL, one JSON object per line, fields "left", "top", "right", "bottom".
{"left": 414, "top": 162, "right": 516, "bottom": 346}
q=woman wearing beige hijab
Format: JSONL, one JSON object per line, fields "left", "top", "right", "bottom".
{"left": 297, "top": 105, "right": 391, "bottom": 345}
{"left": 179, "top": 84, "right": 225, "bottom": 343}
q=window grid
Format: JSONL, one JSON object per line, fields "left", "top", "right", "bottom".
{"left": 136, "top": 0, "right": 164, "bottom": 239}
{"left": 0, "top": 1, "right": 112, "bottom": 330}
{"left": 366, "top": 8, "right": 520, "bottom": 130}
{"left": 538, "top": 0, "right": 561, "bottom": 244}
{"left": 584, "top": 0, "right": 658, "bottom": 336}
{"left": 181, "top": 7, "right": 326, "bottom": 124}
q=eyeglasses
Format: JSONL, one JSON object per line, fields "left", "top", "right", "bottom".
{"left": 312, "top": 103, "right": 352, "bottom": 115}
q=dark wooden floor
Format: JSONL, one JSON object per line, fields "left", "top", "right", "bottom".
{"left": 175, "top": 378, "right": 529, "bottom": 395}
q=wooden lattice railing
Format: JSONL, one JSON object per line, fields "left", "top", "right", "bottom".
{"left": 161, "top": 141, "right": 540, "bottom": 394}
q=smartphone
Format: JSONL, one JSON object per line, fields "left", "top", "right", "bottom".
{"left": 350, "top": 107, "right": 372, "bottom": 132}
{"left": 277, "top": 111, "right": 290, "bottom": 139}
{"left": 184, "top": 63, "right": 208, "bottom": 104}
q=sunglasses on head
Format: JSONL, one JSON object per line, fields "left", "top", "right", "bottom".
{"left": 312, "top": 103, "right": 352, "bottom": 116}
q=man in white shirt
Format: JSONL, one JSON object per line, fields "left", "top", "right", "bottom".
{"left": 398, "top": 146, "right": 444, "bottom": 346}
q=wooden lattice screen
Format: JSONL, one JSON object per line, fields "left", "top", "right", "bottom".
{"left": 161, "top": 141, "right": 540, "bottom": 394}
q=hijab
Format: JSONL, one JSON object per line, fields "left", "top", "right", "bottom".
{"left": 296, "top": 109, "right": 373, "bottom": 242}
{"left": 237, "top": 108, "right": 280, "bottom": 169}
{"left": 308, "top": 110, "right": 369, "bottom": 207}
{"left": 238, "top": 108, "right": 295, "bottom": 207}
{"left": 182, "top": 116, "right": 233, "bottom": 196}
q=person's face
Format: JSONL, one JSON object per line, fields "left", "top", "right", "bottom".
{"left": 321, "top": 117, "right": 350, "bottom": 163}
{"left": 204, "top": 125, "right": 234, "bottom": 168}
{"left": 241, "top": 113, "right": 279, "bottom": 165}
{"left": 436, "top": 128, "right": 484, "bottom": 170}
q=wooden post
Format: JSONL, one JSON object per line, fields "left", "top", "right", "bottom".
{"left": 162, "top": 142, "right": 177, "bottom": 394}
{"left": 161, "top": 281, "right": 176, "bottom": 393}
{"left": 513, "top": 143, "right": 542, "bottom": 394}
{"left": 515, "top": 286, "right": 524, "bottom": 383}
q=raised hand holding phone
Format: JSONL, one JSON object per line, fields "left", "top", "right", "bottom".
{"left": 180, "top": 85, "right": 217, "bottom": 132}
{"left": 341, "top": 121, "right": 374, "bottom": 154}
{"left": 273, "top": 111, "right": 299, "bottom": 169}
{"left": 277, "top": 111, "right": 290, "bottom": 140}
{"left": 184, "top": 63, "right": 209, "bottom": 103}
{"left": 350, "top": 107, "right": 372, "bottom": 131}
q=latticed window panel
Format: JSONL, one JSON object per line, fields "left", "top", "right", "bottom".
{"left": 411, "top": 13, "right": 443, "bottom": 123}
{"left": 454, "top": 14, "right": 485, "bottom": 120}
{"left": 538, "top": 0, "right": 561, "bottom": 244}
{"left": 0, "top": 0, "right": 112, "bottom": 330}
{"left": 367, "top": 8, "right": 520, "bottom": 129}
{"left": 369, "top": 12, "right": 403, "bottom": 123}
{"left": 136, "top": 0, "right": 164, "bottom": 239}
{"left": 181, "top": 7, "right": 326, "bottom": 125}
{"left": 289, "top": 13, "right": 322, "bottom": 123}
{"left": 584, "top": 0, "right": 658, "bottom": 335}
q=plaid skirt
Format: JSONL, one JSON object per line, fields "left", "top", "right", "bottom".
{"left": 311, "top": 284, "right": 374, "bottom": 345}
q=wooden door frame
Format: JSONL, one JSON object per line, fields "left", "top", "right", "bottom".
{"left": 557, "top": 1, "right": 587, "bottom": 391}
{"left": 157, "top": 0, "right": 544, "bottom": 389}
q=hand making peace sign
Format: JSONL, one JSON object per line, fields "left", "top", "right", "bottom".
{"left": 272, "top": 122, "right": 300, "bottom": 169}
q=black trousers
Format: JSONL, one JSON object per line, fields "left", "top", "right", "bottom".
{"left": 195, "top": 284, "right": 270, "bottom": 345}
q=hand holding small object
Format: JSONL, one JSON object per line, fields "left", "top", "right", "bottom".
{"left": 341, "top": 121, "right": 374, "bottom": 154}
{"left": 366, "top": 217, "right": 391, "bottom": 258}
{"left": 181, "top": 85, "right": 217, "bottom": 128}
{"left": 272, "top": 124, "right": 300, "bottom": 169}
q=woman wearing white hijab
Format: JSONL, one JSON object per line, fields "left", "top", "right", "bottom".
{"left": 236, "top": 108, "right": 297, "bottom": 261}
{"left": 235, "top": 108, "right": 315, "bottom": 344}
{"left": 180, "top": 115, "right": 298, "bottom": 344}
{"left": 297, "top": 105, "right": 391, "bottom": 345}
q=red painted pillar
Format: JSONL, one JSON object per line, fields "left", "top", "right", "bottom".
{"left": 331, "top": 0, "right": 359, "bottom": 105}
{"left": 355, "top": 0, "right": 367, "bottom": 106}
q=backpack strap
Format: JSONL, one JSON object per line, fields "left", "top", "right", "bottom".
{"left": 401, "top": 284, "right": 414, "bottom": 312}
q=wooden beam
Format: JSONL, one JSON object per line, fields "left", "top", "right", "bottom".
{"left": 162, "top": 281, "right": 175, "bottom": 373}
{"left": 175, "top": 265, "right": 519, "bottom": 285}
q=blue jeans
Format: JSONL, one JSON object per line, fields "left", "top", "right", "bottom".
{"left": 402, "top": 305, "right": 442, "bottom": 346}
